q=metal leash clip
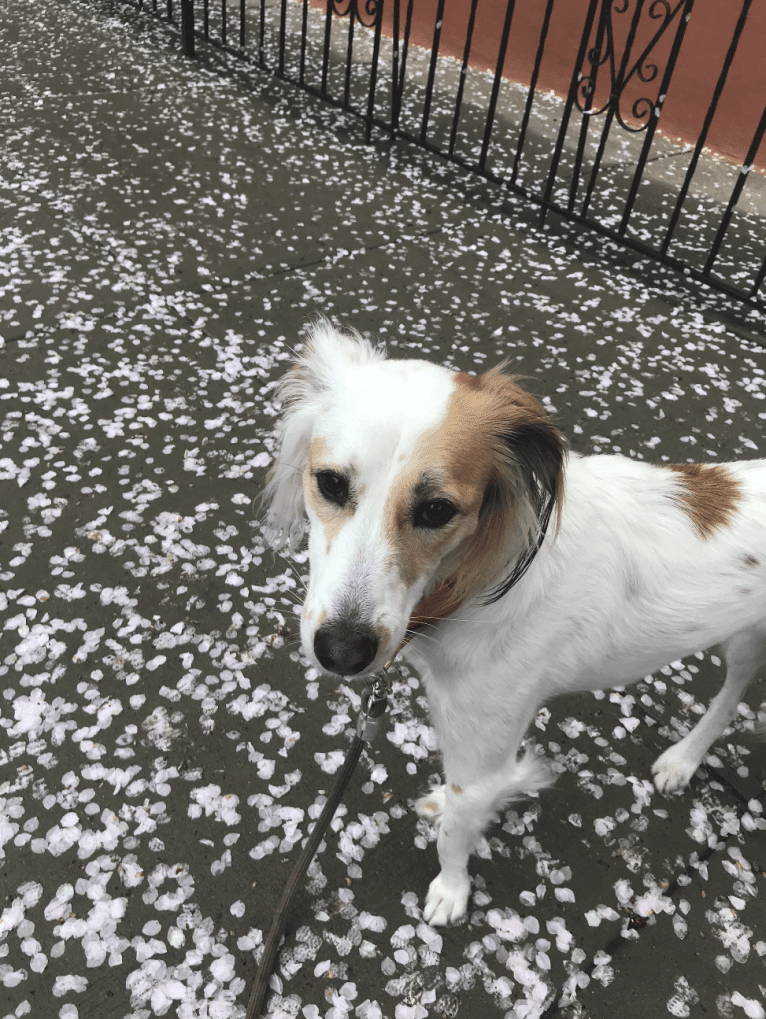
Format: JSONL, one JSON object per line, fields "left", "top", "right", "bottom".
{"left": 356, "top": 659, "right": 394, "bottom": 743}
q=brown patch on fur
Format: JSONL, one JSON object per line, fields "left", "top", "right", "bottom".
{"left": 743, "top": 554, "right": 759, "bottom": 568}
{"left": 407, "top": 578, "right": 460, "bottom": 631}
{"left": 385, "top": 364, "right": 565, "bottom": 607}
{"left": 374, "top": 620, "right": 392, "bottom": 653}
{"left": 664, "top": 463, "right": 742, "bottom": 540}
{"left": 475, "top": 366, "right": 566, "bottom": 538}
{"left": 398, "top": 578, "right": 464, "bottom": 652}
{"left": 304, "top": 436, "right": 355, "bottom": 552}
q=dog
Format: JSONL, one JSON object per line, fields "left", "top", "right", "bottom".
{"left": 261, "top": 320, "right": 765, "bottom": 926}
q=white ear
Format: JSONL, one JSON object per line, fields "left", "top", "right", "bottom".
{"left": 260, "top": 319, "right": 386, "bottom": 550}
{"left": 260, "top": 396, "right": 314, "bottom": 551}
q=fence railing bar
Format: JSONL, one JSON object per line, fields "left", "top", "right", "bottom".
{"left": 203, "top": 0, "right": 209, "bottom": 38}
{"left": 618, "top": 0, "right": 693, "bottom": 236}
{"left": 478, "top": 0, "right": 517, "bottom": 174}
{"left": 343, "top": 3, "right": 356, "bottom": 108}
{"left": 578, "top": 0, "right": 678, "bottom": 218}
{"left": 660, "top": 0, "right": 753, "bottom": 256}
{"left": 239, "top": 0, "right": 245, "bottom": 49}
{"left": 702, "top": 101, "right": 766, "bottom": 277}
{"left": 608, "top": 0, "right": 647, "bottom": 120}
{"left": 299, "top": 0, "right": 308, "bottom": 83}
{"left": 579, "top": 9, "right": 624, "bottom": 218}
{"left": 448, "top": 0, "right": 480, "bottom": 158}
{"left": 278, "top": 0, "right": 287, "bottom": 76}
{"left": 509, "top": 0, "right": 556, "bottom": 187}
{"left": 568, "top": 4, "right": 609, "bottom": 215}
{"left": 391, "top": 0, "right": 400, "bottom": 134}
{"left": 392, "top": 0, "right": 414, "bottom": 138}
{"left": 220, "top": 0, "right": 227, "bottom": 46}
{"left": 541, "top": 0, "right": 601, "bottom": 223}
{"left": 180, "top": 0, "right": 195, "bottom": 55}
{"left": 420, "top": 0, "right": 446, "bottom": 144}
{"left": 258, "top": 0, "right": 265, "bottom": 66}
{"left": 365, "top": 1, "right": 384, "bottom": 143}
{"left": 321, "top": 0, "right": 333, "bottom": 95}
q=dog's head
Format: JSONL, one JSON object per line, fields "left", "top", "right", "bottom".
{"left": 261, "top": 321, "right": 566, "bottom": 676}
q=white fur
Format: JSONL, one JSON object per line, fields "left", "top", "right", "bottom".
{"left": 262, "top": 322, "right": 766, "bottom": 926}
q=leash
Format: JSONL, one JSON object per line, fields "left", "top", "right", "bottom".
{"left": 244, "top": 578, "right": 463, "bottom": 1018}
{"left": 245, "top": 666, "right": 394, "bottom": 1019}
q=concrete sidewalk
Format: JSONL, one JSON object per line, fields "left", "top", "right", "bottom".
{"left": 1, "top": 2, "right": 765, "bottom": 1018}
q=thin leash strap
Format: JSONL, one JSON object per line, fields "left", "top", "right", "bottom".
{"left": 245, "top": 582, "right": 464, "bottom": 1017}
{"left": 245, "top": 679, "right": 390, "bottom": 1019}
{"left": 245, "top": 732, "right": 365, "bottom": 1019}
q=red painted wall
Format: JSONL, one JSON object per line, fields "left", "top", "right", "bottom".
{"left": 372, "top": 0, "right": 766, "bottom": 169}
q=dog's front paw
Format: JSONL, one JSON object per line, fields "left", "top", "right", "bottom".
{"left": 414, "top": 784, "right": 446, "bottom": 828}
{"left": 652, "top": 744, "right": 700, "bottom": 794}
{"left": 423, "top": 871, "right": 470, "bottom": 926}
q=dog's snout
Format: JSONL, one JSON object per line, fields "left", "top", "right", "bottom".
{"left": 314, "top": 620, "right": 379, "bottom": 675}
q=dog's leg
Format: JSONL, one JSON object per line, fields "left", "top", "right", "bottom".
{"left": 414, "top": 783, "right": 446, "bottom": 828}
{"left": 652, "top": 628, "right": 765, "bottom": 794}
{"left": 421, "top": 746, "right": 552, "bottom": 926}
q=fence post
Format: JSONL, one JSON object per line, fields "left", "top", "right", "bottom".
{"left": 180, "top": 0, "right": 195, "bottom": 57}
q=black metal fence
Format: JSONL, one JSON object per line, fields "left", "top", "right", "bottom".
{"left": 128, "top": 0, "right": 766, "bottom": 308}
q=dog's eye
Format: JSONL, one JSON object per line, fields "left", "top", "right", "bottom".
{"left": 316, "top": 471, "right": 349, "bottom": 505}
{"left": 414, "top": 499, "right": 456, "bottom": 529}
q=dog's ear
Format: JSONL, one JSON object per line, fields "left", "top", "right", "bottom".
{"left": 259, "top": 369, "right": 315, "bottom": 550}
{"left": 482, "top": 395, "right": 566, "bottom": 602}
{"left": 447, "top": 368, "right": 567, "bottom": 605}
{"left": 260, "top": 319, "right": 386, "bottom": 549}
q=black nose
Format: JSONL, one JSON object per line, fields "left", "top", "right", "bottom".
{"left": 313, "top": 620, "right": 379, "bottom": 675}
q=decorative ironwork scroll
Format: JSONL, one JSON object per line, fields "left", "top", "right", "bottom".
{"left": 575, "top": 0, "right": 689, "bottom": 131}
{"left": 329, "top": 0, "right": 380, "bottom": 31}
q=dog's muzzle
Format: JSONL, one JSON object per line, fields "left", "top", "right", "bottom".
{"left": 313, "top": 620, "right": 379, "bottom": 675}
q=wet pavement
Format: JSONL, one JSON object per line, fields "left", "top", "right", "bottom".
{"left": 1, "top": 1, "right": 766, "bottom": 1017}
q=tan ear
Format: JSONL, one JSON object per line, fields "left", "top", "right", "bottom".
{"left": 444, "top": 367, "right": 567, "bottom": 606}
{"left": 479, "top": 416, "right": 566, "bottom": 602}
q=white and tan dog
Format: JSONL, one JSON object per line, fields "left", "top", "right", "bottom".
{"left": 262, "top": 320, "right": 765, "bottom": 926}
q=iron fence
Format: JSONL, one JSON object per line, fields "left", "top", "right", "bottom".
{"left": 127, "top": 0, "right": 766, "bottom": 308}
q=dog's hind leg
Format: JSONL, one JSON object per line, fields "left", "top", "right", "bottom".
{"left": 652, "top": 627, "right": 766, "bottom": 794}
{"left": 421, "top": 746, "right": 553, "bottom": 926}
